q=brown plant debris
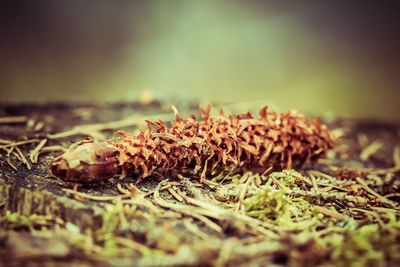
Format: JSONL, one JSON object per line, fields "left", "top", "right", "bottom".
{"left": 335, "top": 167, "right": 368, "bottom": 180}
{"left": 50, "top": 106, "right": 335, "bottom": 183}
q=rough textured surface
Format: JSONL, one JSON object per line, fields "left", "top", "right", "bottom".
{"left": 50, "top": 106, "right": 334, "bottom": 183}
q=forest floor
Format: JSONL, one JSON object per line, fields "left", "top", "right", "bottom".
{"left": 0, "top": 101, "right": 399, "bottom": 267}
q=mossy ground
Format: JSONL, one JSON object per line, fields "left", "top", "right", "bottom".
{"left": 0, "top": 102, "right": 399, "bottom": 266}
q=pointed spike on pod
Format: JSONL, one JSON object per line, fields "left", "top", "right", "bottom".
{"left": 259, "top": 106, "right": 268, "bottom": 120}
{"left": 314, "top": 117, "right": 321, "bottom": 127}
{"left": 156, "top": 119, "right": 165, "bottom": 127}
{"left": 199, "top": 104, "right": 212, "bottom": 120}
{"left": 145, "top": 120, "right": 155, "bottom": 129}
{"left": 229, "top": 115, "right": 235, "bottom": 124}
{"left": 219, "top": 108, "right": 225, "bottom": 117}
{"left": 116, "top": 130, "right": 129, "bottom": 137}
{"left": 155, "top": 120, "right": 167, "bottom": 133}
{"left": 137, "top": 132, "right": 145, "bottom": 142}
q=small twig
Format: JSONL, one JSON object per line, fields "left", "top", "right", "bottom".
{"left": 309, "top": 173, "right": 319, "bottom": 192}
{"left": 369, "top": 166, "right": 400, "bottom": 175}
{"left": 383, "top": 193, "right": 400, "bottom": 199}
{"left": 289, "top": 171, "right": 313, "bottom": 187}
{"left": 40, "top": 145, "right": 66, "bottom": 153}
{"left": 316, "top": 226, "right": 347, "bottom": 237}
{"left": 11, "top": 150, "right": 23, "bottom": 162}
{"left": 72, "top": 183, "right": 83, "bottom": 202}
{"left": 168, "top": 187, "right": 186, "bottom": 203}
{"left": 153, "top": 184, "right": 223, "bottom": 234}
{"left": 236, "top": 174, "right": 254, "bottom": 213}
{"left": 116, "top": 183, "right": 131, "bottom": 196}
{"left": 350, "top": 208, "right": 385, "bottom": 227}
{"left": 29, "top": 139, "right": 47, "bottom": 163}
{"left": 360, "top": 140, "right": 383, "bottom": 161}
{"left": 0, "top": 139, "right": 12, "bottom": 144}
{"left": 15, "top": 146, "right": 31, "bottom": 170}
{"left": 314, "top": 206, "right": 345, "bottom": 221}
{"left": 370, "top": 206, "right": 400, "bottom": 214}
{"left": 121, "top": 197, "right": 166, "bottom": 214}
{"left": 182, "top": 219, "right": 209, "bottom": 240}
{"left": 178, "top": 189, "right": 279, "bottom": 239}
{"left": 33, "top": 121, "right": 45, "bottom": 132}
{"left": 269, "top": 175, "right": 288, "bottom": 191}
{"left": 143, "top": 184, "right": 171, "bottom": 197}
{"left": 215, "top": 238, "right": 236, "bottom": 267}
{"left": 6, "top": 158, "right": 18, "bottom": 171}
{"left": 0, "top": 116, "right": 28, "bottom": 124}
{"left": 0, "top": 139, "right": 40, "bottom": 149}
{"left": 308, "top": 170, "right": 336, "bottom": 181}
{"left": 114, "top": 236, "right": 158, "bottom": 255}
{"left": 355, "top": 177, "right": 397, "bottom": 208}
{"left": 48, "top": 112, "right": 173, "bottom": 140}
{"left": 393, "top": 145, "right": 400, "bottom": 168}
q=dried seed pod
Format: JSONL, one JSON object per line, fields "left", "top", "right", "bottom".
{"left": 50, "top": 106, "right": 335, "bottom": 183}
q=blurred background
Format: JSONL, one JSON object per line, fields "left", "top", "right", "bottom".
{"left": 0, "top": 1, "right": 399, "bottom": 119}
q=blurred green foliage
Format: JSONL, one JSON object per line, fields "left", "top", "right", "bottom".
{"left": 1, "top": 2, "right": 398, "bottom": 118}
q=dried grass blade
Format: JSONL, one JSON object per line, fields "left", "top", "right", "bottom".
{"left": 29, "top": 139, "right": 47, "bottom": 163}
{"left": 360, "top": 140, "right": 383, "bottom": 161}
{"left": 0, "top": 116, "right": 28, "bottom": 124}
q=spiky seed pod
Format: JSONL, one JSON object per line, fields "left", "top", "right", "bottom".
{"left": 50, "top": 106, "right": 335, "bottom": 183}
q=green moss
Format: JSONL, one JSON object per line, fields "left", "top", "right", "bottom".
{"left": 244, "top": 187, "right": 289, "bottom": 220}
{"left": 322, "top": 211, "right": 400, "bottom": 266}
{"left": 0, "top": 210, "right": 53, "bottom": 230}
